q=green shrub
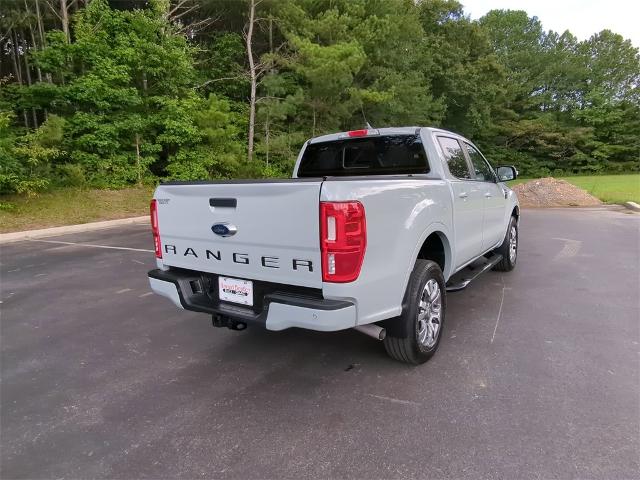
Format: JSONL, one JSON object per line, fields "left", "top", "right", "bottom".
{"left": 56, "top": 163, "right": 87, "bottom": 187}
{"left": 0, "top": 201, "right": 16, "bottom": 211}
{"left": 1, "top": 175, "right": 50, "bottom": 196}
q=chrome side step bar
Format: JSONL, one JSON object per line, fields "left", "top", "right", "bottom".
{"left": 446, "top": 254, "right": 503, "bottom": 292}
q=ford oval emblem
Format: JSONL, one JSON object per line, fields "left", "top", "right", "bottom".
{"left": 212, "top": 223, "right": 237, "bottom": 237}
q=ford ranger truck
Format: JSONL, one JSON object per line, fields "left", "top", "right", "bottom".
{"left": 148, "top": 127, "right": 520, "bottom": 364}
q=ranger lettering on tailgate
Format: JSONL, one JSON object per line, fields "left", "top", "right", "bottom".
{"left": 162, "top": 244, "right": 314, "bottom": 272}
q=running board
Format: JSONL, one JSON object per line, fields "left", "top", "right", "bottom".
{"left": 446, "top": 255, "right": 503, "bottom": 292}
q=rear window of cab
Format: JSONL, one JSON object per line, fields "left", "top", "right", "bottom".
{"left": 297, "top": 135, "right": 429, "bottom": 177}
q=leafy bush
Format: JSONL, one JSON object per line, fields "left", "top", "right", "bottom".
{"left": 56, "top": 164, "right": 87, "bottom": 187}
{"left": 0, "top": 113, "right": 62, "bottom": 195}
{"left": 0, "top": 173, "right": 50, "bottom": 196}
{"left": 0, "top": 201, "right": 16, "bottom": 211}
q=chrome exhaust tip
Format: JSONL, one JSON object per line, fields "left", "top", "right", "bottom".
{"left": 354, "top": 324, "right": 386, "bottom": 341}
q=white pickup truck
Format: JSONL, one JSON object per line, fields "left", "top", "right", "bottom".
{"left": 148, "top": 127, "right": 519, "bottom": 364}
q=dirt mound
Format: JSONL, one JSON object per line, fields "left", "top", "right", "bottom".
{"left": 512, "top": 177, "right": 602, "bottom": 208}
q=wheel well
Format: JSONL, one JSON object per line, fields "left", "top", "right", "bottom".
{"left": 417, "top": 232, "right": 447, "bottom": 274}
{"left": 512, "top": 206, "right": 520, "bottom": 219}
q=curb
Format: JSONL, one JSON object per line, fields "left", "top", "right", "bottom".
{"left": 623, "top": 201, "right": 640, "bottom": 213}
{"left": 0, "top": 216, "right": 149, "bottom": 245}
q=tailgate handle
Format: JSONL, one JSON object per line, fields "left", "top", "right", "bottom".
{"left": 209, "top": 198, "right": 237, "bottom": 208}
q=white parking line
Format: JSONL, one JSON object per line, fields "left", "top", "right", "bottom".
{"left": 491, "top": 277, "right": 507, "bottom": 344}
{"left": 139, "top": 292, "right": 154, "bottom": 298}
{"left": 367, "top": 394, "right": 421, "bottom": 407}
{"left": 43, "top": 245, "right": 79, "bottom": 251}
{"left": 116, "top": 288, "right": 132, "bottom": 294}
{"left": 28, "top": 239, "right": 153, "bottom": 253}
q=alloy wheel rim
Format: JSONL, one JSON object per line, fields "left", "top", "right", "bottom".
{"left": 417, "top": 279, "right": 442, "bottom": 348}
{"left": 509, "top": 225, "right": 517, "bottom": 263}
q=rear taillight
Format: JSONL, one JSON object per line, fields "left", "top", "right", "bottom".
{"left": 150, "top": 199, "right": 162, "bottom": 258}
{"left": 320, "top": 201, "right": 366, "bottom": 283}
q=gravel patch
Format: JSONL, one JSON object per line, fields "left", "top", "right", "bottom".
{"left": 513, "top": 177, "right": 602, "bottom": 208}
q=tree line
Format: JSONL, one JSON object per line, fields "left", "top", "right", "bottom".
{"left": 1, "top": 0, "right": 638, "bottom": 195}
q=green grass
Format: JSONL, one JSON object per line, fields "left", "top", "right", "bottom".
{"left": 0, "top": 186, "right": 154, "bottom": 233}
{"left": 508, "top": 174, "right": 640, "bottom": 204}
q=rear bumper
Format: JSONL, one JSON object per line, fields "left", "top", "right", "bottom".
{"left": 148, "top": 269, "right": 356, "bottom": 332}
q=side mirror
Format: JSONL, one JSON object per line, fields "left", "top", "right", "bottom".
{"left": 496, "top": 165, "right": 517, "bottom": 182}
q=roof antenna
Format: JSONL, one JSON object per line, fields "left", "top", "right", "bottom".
{"left": 361, "top": 105, "right": 373, "bottom": 130}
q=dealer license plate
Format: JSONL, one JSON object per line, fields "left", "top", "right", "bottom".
{"left": 218, "top": 276, "right": 254, "bottom": 306}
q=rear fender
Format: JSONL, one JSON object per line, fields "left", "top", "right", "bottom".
{"left": 381, "top": 223, "right": 452, "bottom": 337}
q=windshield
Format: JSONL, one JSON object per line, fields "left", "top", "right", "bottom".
{"left": 297, "top": 135, "right": 429, "bottom": 177}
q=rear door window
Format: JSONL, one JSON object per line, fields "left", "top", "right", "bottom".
{"left": 437, "top": 136, "right": 471, "bottom": 179}
{"left": 297, "top": 135, "right": 429, "bottom": 177}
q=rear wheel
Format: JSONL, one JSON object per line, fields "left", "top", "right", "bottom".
{"left": 493, "top": 216, "right": 518, "bottom": 271}
{"left": 383, "top": 260, "right": 446, "bottom": 364}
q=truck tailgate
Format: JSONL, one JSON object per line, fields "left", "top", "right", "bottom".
{"left": 154, "top": 180, "right": 323, "bottom": 288}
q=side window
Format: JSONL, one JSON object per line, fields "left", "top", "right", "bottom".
{"left": 437, "top": 137, "right": 470, "bottom": 179}
{"left": 465, "top": 143, "right": 495, "bottom": 182}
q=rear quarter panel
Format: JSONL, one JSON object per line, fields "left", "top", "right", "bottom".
{"left": 320, "top": 178, "right": 453, "bottom": 325}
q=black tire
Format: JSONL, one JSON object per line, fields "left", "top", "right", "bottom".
{"left": 383, "top": 260, "right": 446, "bottom": 365}
{"left": 493, "top": 216, "right": 518, "bottom": 272}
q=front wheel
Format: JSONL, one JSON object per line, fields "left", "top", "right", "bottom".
{"left": 493, "top": 216, "right": 518, "bottom": 271}
{"left": 383, "top": 260, "right": 446, "bottom": 364}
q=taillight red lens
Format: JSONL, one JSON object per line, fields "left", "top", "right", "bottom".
{"left": 320, "top": 201, "right": 366, "bottom": 283}
{"left": 150, "top": 199, "right": 162, "bottom": 258}
{"left": 347, "top": 129, "right": 368, "bottom": 137}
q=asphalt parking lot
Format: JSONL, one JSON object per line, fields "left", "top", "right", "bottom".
{"left": 1, "top": 206, "right": 639, "bottom": 479}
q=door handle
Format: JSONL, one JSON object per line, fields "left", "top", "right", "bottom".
{"left": 484, "top": 192, "right": 492, "bottom": 198}
{"left": 459, "top": 192, "right": 468, "bottom": 199}
{"left": 210, "top": 198, "right": 237, "bottom": 208}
